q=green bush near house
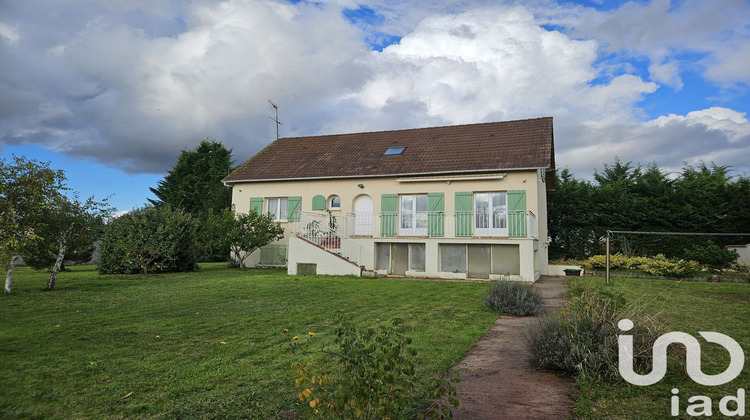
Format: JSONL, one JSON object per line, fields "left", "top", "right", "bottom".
{"left": 98, "top": 205, "right": 199, "bottom": 275}
{"left": 682, "top": 240, "right": 739, "bottom": 270}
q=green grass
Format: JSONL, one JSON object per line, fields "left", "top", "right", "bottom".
{"left": 570, "top": 276, "right": 749, "bottom": 419}
{"left": 0, "top": 264, "right": 498, "bottom": 419}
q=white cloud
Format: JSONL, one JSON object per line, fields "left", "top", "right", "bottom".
{"left": 0, "top": 22, "right": 20, "bottom": 44}
{"left": 541, "top": 0, "right": 750, "bottom": 88}
{"left": 557, "top": 107, "right": 750, "bottom": 177}
{"left": 109, "top": 210, "right": 130, "bottom": 219}
{"left": 656, "top": 107, "right": 750, "bottom": 143}
{"left": 137, "top": 0, "right": 369, "bottom": 130}
{"left": 346, "top": 6, "right": 656, "bottom": 129}
{"left": 0, "top": 0, "right": 748, "bottom": 182}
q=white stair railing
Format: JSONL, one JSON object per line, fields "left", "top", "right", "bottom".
{"left": 293, "top": 212, "right": 363, "bottom": 267}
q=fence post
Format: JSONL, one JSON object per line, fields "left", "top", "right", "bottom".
{"left": 605, "top": 231, "right": 611, "bottom": 284}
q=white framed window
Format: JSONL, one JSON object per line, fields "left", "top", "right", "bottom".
{"left": 329, "top": 195, "right": 341, "bottom": 210}
{"left": 474, "top": 192, "right": 507, "bottom": 236}
{"left": 400, "top": 194, "right": 428, "bottom": 236}
{"left": 267, "top": 197, "right": 288, "bottom": 222}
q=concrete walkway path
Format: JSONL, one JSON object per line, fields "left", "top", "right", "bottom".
{"left": 451, "top": 276, "right": 574, "bottom": 420}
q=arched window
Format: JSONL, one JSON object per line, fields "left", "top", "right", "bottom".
{"left": 329, "top": 195, "right": 341, "bottom": 210}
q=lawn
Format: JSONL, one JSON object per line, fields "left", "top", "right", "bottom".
{"left": 570, "top": 276, "right": 750, "bottom": 419}
{"left": 0, "top": 264, "right": 498, "bottom": 419}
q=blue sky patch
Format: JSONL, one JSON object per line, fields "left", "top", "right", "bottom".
{"left": 540, "top": 23, "right": 567, "bottom": 33}
{"left": 368, "top": 34, "right": 401, "bottom": 52}
{"left": 562, "top": 0, "right": 649, "bottom": 11}
{"left": 343, "top": 6, "right": 385, "bottom": 26}
{"left": 342, "top": 6, "right": 400, "bottom": 51}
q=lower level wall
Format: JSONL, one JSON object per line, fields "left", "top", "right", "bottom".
{"left": 365, "top": 238, "right": 541, "bottom": 282}
{"left": 242, "top": 236, "right": 546, "bottom": 282}
{"left": 287, "top": 237, "right": 362, "bottom": 276}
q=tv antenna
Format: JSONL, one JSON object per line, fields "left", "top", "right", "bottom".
{"left": 268, "top": 99, "right": 281, "bottom": 139}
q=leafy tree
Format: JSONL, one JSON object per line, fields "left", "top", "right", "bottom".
{"left": 1, "top": 156, "right": 66, "bottom": 293}
{"left": 23, "top": 195, "right": 111, "bottom": 290}
{"left": 98, "top": 205, "right": 199, "bottom": 275}
{"left": 216, "top": 208, "right": 284, "bottom": 268}
{"left": 149, "top": 140, "right": 233, "bottom": 216}
{"left": 149, "top": 140, "right": 234, "bottom": 261}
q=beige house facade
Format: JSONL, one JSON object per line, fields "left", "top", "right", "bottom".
{"left": 224, "top": 117, "right": 556, "bottom": 282}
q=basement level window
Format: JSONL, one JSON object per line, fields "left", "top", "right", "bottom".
{"left": 384, "top": 146, "right": 406, "bottom": 155}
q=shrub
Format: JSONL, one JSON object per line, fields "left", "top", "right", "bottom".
{"left": 731, "top": 261, "right": 750, "bottom": 273}
{"left": 638, "top": 254, "right": 699, "bottom": 278}
{"left": 582, "top": 254, "right": 700, "bottom": 278}
{"left": 98, "top": 205, "right": 199, "bottom": 274}
{"left": 285, "top": 315, "right": 459, "bottom": 419}
{"left": 484, "top": 281, "right": 543, "bottom": 316}
{"left": 581, "top": 254, "right": 649, "bottom": 271}
{"left": 526, "top": 287, "right": 665, "bottom": 381}
{"left": 682, "top": 241, "right": 739, "bottom": 270}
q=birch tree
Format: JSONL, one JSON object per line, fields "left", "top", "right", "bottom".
{"left": 23, "top": 195, "right": 110, "bottom": 290}
{"left": 0, "top": 156, "right": 65, "bottom": 294}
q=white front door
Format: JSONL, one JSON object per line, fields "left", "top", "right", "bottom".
{"left": 354, "top": 195, "right": 373, "bottom": 235}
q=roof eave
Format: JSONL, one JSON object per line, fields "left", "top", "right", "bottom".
{"left": 222, "top": 167, "right": 548, "bottom": 184}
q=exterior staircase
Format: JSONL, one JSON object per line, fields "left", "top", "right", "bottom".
{"left": 288, "top": 212, "right": 365, "bottom": 276}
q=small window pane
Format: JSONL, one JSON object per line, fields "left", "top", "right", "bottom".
{"left": 468, "top": 244, "right": 491, "bottom": 278}
{"left": 440, "top": 244, "right": 466, "bottom": 273}
{"left": 330, "top": 195, "right": 341, "bottom": 209}
{"left": 416, "top": 195, "right": 428, "bottom": 212}
{"left": 409, "top": 243, "right": 425, "bottom": 271}
{"left": 400, "top": 196, "right": 414, "bottom": 229}
{"left": 391, "top": 243, "right": 408, "bottom": 275}
{"left": 384, "top": 146, "right": 406, "bottom": 155}
{"left": 376, "top": 243, "right": 390, "bottom": 270}
{"left": 491, "top": 244, "right": 520, "bottom": 275}
{"left": 268, "top": 198, "right": 288, "bottom": 222}
{"left": 279, "top": 197, "right": 288, "bottom": 221}
{"left": 268, "top": 198, "right": 278, "bottom": 218}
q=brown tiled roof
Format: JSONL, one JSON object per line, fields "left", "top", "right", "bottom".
{"left": 224, "top": 117, "right": 555, "bottom": 187}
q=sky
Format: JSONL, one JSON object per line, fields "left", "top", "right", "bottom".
{"left": 1, "top": 0, "right": 749, "bottom": 213}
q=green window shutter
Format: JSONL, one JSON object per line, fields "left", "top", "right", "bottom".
{"left": 380, "top": 194, "right": 397, "bottom": 237}
{"left": 428, "top": 192, "right": 444, "bottom": 237}
{"left": 455, "top": 192, "right": 473, "bottom": 237}
{"left": 311, "top": 195, "right": 326, "bottom": 211}
{"left": 508, "top": 190, "right": 527, "bottom": 237}
{"left": 287, "top": 196, "right": 302, "bottom": 222}
{"left": 250, "top": 197, "right": 263, "bottom": 215}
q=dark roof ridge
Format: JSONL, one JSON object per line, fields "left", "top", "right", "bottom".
{"left": 278, "top": 116, "right": 553, "bottom": 142}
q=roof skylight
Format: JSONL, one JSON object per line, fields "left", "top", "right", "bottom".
{"left": 384, "top": 146, "right": 406, "bottom": 156}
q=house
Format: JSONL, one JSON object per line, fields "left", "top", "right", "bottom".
{"left": 726, "top": 244, "right": 750, "bottom": 265}
{"left": 222, "top": 117, "right": 556, "bottom": 282}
